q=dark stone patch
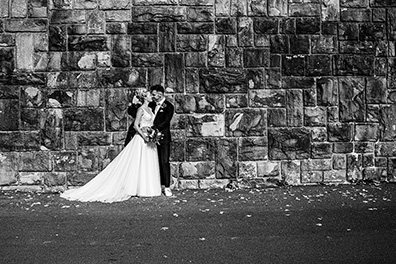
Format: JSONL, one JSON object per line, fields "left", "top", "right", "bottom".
{"left": 268, "top": 128, "right": 311, "bottom": 160}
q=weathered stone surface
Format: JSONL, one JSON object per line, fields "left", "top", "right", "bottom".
{"left": 238, "top": 17, "right": 253, "bottom": 47}
{"left": 347, "top": 154, "right": 362, "bottom": 181}
{"left": 282, "top": 55, "right": 304, "bottom": 76}
{"left": 208, "top": 35, "right": 225, "bottom": 67}
{"left": 87, "top": 11, "right": 105, "bottom": 34}
{"left": 243, "top": 48, "right": 270, "bottom": 67}
{"left": 340, "top": 8, "right": 371, "bottom": 22}
{"left": 185, "top": 114, "right": 224, "bottom": 137}
{"left": 226, "top": 109, "right": 266, "bottom": 137}
{"left": 301, "top": 171, "right": 323, "bottom": 183}
{"left": 133, "top": 6, "right": 186, "bottom": 22}
{"left": 268, "top": 0, "right": 287, "bottom": 16}
{"left": 199, "top": 68, "right": 249, "bottom": 93}
{"left": 322, "top": 0, "right": 339, "bottom": 21}
{"left": 0, "top": 153, "right": 18, "bottom": 185}
{"left": 311, "top": 143, "right": 332, "bottom": 159}
{"left": 0, "top": 132, "right": 41, "bottom": 151}
{"left": 268, "top": 128, "right": 311, "bottom": 160}
{"left": 216, "top": 138, "right": 237, "bottom": 179}
{"left": 53, "top": 151, "right": 77, "bottom": 171}
{"left": 216, "top": 17, "right": 236, "bottom": 34}
{"left": 106, "top": 23, "right": 128, "bottom": 34}
{"left": 334, "top": 142, "right": 354, "bottom": 153}
{"left": 270, "top": 35, "right": 289, "bottom": 53}
{"left": 304, "top": 107, "right": 326, "bottom": 127}
{"left": 20, "top": 108, "right": 41, "bottom": 130}
{"left": 281, "top": 160, "right": 301, "bottom": 185}
{"left": 19, "top": 151, "right": 52, "bottom": 171}
{"left": 290, "top": 35, "right": 309, "bottom": 54}
{"left": 257, "top": 162, "right": 279, "bottom": 181}
{"left": 238, "top": 161, "right": 258, "bottom": 179}
{"left": 239, "top": 137, "right": 267, "bottom": 161}
{"left": 0, "top": 99, "right": 19, "bottom": 131}
{"left": 249, "top": 90, "right": 285, "bottom": 108}
{"left": 328, "top": 123, "right": 353, "bottom": 142}
{"left": 0, "top": 48, "right": 14, "bottom": 74}
{"left": 49, "top": 26, "right": 67, "bottom": 51}
{"left": 267, "top": 108, "right": 286, "bottom": 127}
{"left": 335, "top": 55, "right": 374, "bottom": 76}
{"left": 333, "top": 154, "right": 347, "bottom": 170}
{"left": 317, "top": 78, "right": 338, "bottom": 106}
{"left": 355, "top": 142, "right": 375, "bottom": 154}
{"left": 355, "top": 124, "right": 378, "bottom": 141}
{"left": 98, "top": 68, "right": 145, "bottom": 88}
{"left": 286, "top": 90, "right": 303, "bottom": 127}
{"left": 111, "top": 35, "right": 130, "bottom": 67}
{"left": 77, "top": 132, "right": 112, "bottom": 146}
{"left": 64, "top": 108, "right": 104, "bottom": 131}
{"left": 5, "top": 18, "right": 47, "bottom": 32}
{"left": 186, "top": 138, "right": 217, "bottom": 161}
{"left": 324, "top": 170, "right": 346, "bottom": 182}
{"left": 296, "top": 17, "right": 320, "bottom": 34}
{"left": 99, "top": 0, "right": 131, "bottom": 9}
{"left": 68, "top": 36, "right": 109, "bottom": 51}
{"left": 306, "top": 55, "right": 332, "bottom": 76}
{"left": 177, "top": 34, "right": 207, "bottom": 52}
{"left": 289, "top": 3, "right": 320, "bottom": 17}
{"left": 380, "top": 105, "right": 396, "bottom": 141}
{"left": 253, "top": 17, "right": 278, "bottom": 34}
{"left": 339, "top": 77, "right": 365, "bottom": 122}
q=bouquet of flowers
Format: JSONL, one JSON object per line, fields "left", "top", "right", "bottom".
{"left": 145, "top": 127, "right": 163, "bottom": 145}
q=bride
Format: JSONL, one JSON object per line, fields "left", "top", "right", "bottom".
{"left": 60, "top": 89, "right": 162, "bottom": 202}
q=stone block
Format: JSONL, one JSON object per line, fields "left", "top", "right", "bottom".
{"left": 339, "top": 77, "right": 365, "bottom": 122}
{"left": 239, "top": 137, "right": 268, "bottom": 161}
{"left": 257, "top": 161, "right": 279, "bottom": 177}
{"left": 253, "top": 17, "right": 278, "bottom": 34}
{"left": 216, "top": 138, "right": 237, "bottom": 179}
{"left": 327, "top": 106, "right": 339, "bottom": 123}
{"left": 19, "top": 151, "right": 52, "bottom": 171}
{"left": 347, "top": 154, "right": 362, "bottom": 181}
{"left": 304, "top": 107, "right": 326, "bottom": 127}
{"left": 216, "top": 17, "right": 236, "bottom": 34}
{"left": 311, "top": 127, "right": 327, "bottom": 142}
{"left": 306, "top": 55, "right": 332, "bottom": 76}
{"left": 301, "top": 171, "right": 323, "bottom": 183}
{"left": 339, "top": 41, "right": 376, "bottom": 54}
{"left": 0, "top": 99, "right": 19, "bottom": 131}
{"left": 165, "top": 53, "right": 184, "bottom": 93}
{"left": 324, "top": 170, "right": 346, "bottom": 182}
{"left": 328, "top": 123, "right": 353, "bottom": 142}
{"left": 186, "top": 6, "right": 214, "bottom": 22}
{"left": 186, "top": 138, "right": 217, "bottom": 161}
{"left": 322, "top": 0, "right": 340, "bottom": 21}
{"left": 199, "top": 68, "right": 248, "bottom": 93}
{"left": 87, "top": 11, "right": 105, "bottom": 34}
{"left": 68, "top": 72, "right": 97, "bottom": 88}
{"left": 48, "top": 90, "right": 74, "bottom": 108}
{"left": 333, "top": 142, "right": 353, "bottom": 153}
{"left": 5, "top": 18, "right": 47, "bottom": 32}
{"left": 302, "top": 159, "right": 332, "bottom": 171}
{"left": 111, "top": 35, "right": 131, "bottom": 67}
{"left": 238, "top": 17, "right": 253, "bottom": 47}
{"left": 363, "top": 167, "right": 387, "bottom": 181}
{"left": 49, "top": 26, "right": 67, "bottom": 51}
{"left": 132, "top": 54, "right": 163, "bottom": 67}
{"left": 355, "top": 142, "right": 375, "bottom": 154}
{"left": 106, "top": 23, "right": 128, "bottom": 34}
{"left": 64, "top": 52, "right": 97, "bottom": 71}
{"left": 0, "top": 48, "right": 14, "bottom": 74}
{"left": 296, "top": 17, "right": 320, "bottom": 34}
{"left": 322, "top": 22, "right": 338, "bottom": 35}
{"left": 243, "top": 48, "right": 270, "bottom": 67}
{"left": 131, "top": 35, "right": 157, "bottom": 53}
{"left": 375, "top": 157, "right": 388, "bottom": 167}
{"left": 239, "top": 161, "right": 258, "bottom": 179}
{"left": 19, "top": 172, "right": 42, "bottom": 185}
{"left": 179, "top": 161, "right": 215, "bottom": 179}
{"left": 266, "top": 68, "right": 282, "bottom": 89}
{"left": 286, "top": 90, "right": 303, "bottom": 127}
{"left": 380, "top": 105, "right": 396, "bottom": 141}
{"left": 249, "top": 90, "right": 285, "bottom": 108}
{"left": 336, "top": 55, "right": 375, "bottom": 76}
{"left": 51, "top": 10, "right": 86, "bottom": 24}
{"left": 11, "top": 0, "right": 27, "bottom": 17}
{"left": 225, "top": 94, "right": 248, "bottom": 108}
{"left": 15, "top": 33, "right": 34, "bottom": 71}
{"left": 282, "top": 55, "right": 304, "bottom": 76}
{"left": 20, "top": 108, "right": 42, "bottom": 130}
{"left": 340, "top": 8, "right": 371, "bottom": 22}
{"left": 170, "top": 139, "right": 185, "bottom": 162}
{"left": 77, "top": 132, "right": 112, "bottom": 146}
{"left": 289, "top": 3, "right": 320, "bottom": 17}
{"left": 360, "top": 23, "right": 386, "bottom": 41}
{"left": 333, "top": 154, "right": 347, "bottom": 169}
{"left": 199, "top": 179, "right": 230, "bottom": 189}
{"left": 268, "top": 0, "right": 287, "bottom": 16}
{"left": 178, "top": 179, "right": 199, "bottom": 189}
{"left": 64, "top": 108, "right": 104, "bottom": 131}
{"left": 366, "top": 77, "right": 387, "bottom": 103}
{"left": 0, "top": 34, "right": 14, "bottom": 46}
{"left": 355, "top": 124, "right": 378, "bottom": 141}
{"left": 0, "top": 153, "right": 18, "bottom": 185}
{"left": 105, "top": 10, "right": 131, "bottom": 22}
{"left": 67, "top": 25, "right": 86, "bottom": 35}
{"left": 317, "top": 78, "right": 338, "bottom": 106}
{"left": 268, "top": 108, "right": 286, "bottom": 127}
{"left": 43, "top": 172, "right": 67, "bottom": 186}
{"left": 99, "top": 0, "right": 131, "bottom": 9}
{"left": 133, "top": 6, "right": 186, "bottom": 22}
{"left": 226, "top": 109, "right": 266, "bottom": 137}
{"left": 159, "top": 23, "right": 176, "bottom": 52}
{"left": 53, "top": 151, "right": 77, "bottom": 171}
{"left": 363, "top": 154, "right": 375, "bottom": 167}
{"left": 281, "top": 160, "right": 301, "bottom": 185}
{"left": 338, "top": 23, "right": 359, "bottom": 40}
{"left": 208, "top": 35, "right": 225, "bottom": 67}
{"left": 185, "top": 52, "right": 206, "bottom": 67}
{"left": 268, "top": 128, "right": 311, "bottom": 160}
{"left": 127, "top": 23, "right": 157, "bottom": 34}
{"left": 98, "top": 68, "right": 145, "bottom": 88}
{"left": 270, "top": 35, "right": 289, "bottom": 54}
{"left": 290, "top": 35, "right": 309, "bottom": 54}
{"left": 177, "top": 34, "right": 207, "bottom": 52}
{"left": 68, "top": 36, "right": 109, "bottom": 51}
{"left": 41, "top": 108, "right": 63, "bottom": 150}
{"left": 311, "top": 143, "right": 333, "bottom": 159}
{"left": 66, "top": 171, "right": 97, "bottom": 186}
{"left": 185, "top": 114, "right": 225, "bottom": 137}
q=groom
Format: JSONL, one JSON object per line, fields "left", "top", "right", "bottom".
{"left": 149, "top": 85, "right": 174, "bottom": 197}
{"left": 124, "top": 85, "right": 174, "bottom": 197}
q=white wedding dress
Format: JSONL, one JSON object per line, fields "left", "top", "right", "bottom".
{"left": 60, "top": 108, "right": 161, "bottom": 202}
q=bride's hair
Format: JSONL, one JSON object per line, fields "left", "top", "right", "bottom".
{"left": 132, "top": 88, "right": 148, "bottom": 104}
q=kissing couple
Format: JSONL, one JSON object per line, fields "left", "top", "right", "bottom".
{"left": 60, "top": 85, "right": 175, "bottom": 203}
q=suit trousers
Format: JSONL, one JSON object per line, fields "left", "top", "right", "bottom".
{"left": 157, "top": 142, "right": 171, "bottom": 187}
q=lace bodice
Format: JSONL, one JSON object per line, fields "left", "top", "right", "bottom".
{"left": 139, "top": 108, "right": 154, "bottom": 128}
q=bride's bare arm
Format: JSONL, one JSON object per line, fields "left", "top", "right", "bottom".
{"left": 133, "top": 108, "right": 149, "bottom": 142}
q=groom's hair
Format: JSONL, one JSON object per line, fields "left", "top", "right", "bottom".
{"left": 150, "top": 84, "right": 165, "bottom": 94}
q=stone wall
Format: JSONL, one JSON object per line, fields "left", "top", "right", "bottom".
{"left": 1, "top": 0, "right": 396, "bottom": 192}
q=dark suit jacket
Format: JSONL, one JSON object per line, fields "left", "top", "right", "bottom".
{"left": 149, "top": 99, "right": 174, "bottom": 144}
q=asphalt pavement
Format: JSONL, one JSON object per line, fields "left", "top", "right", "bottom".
{"left": 1, "top": 183, "right": 396, "bottom": 264}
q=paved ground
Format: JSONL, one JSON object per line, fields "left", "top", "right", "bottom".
{"left": 1, "top": 183, "right": 396, "bottom": 264}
